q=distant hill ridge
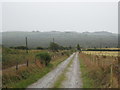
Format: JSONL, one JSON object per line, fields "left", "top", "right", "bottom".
{"left": 1, "top": 31, "right": 118, "bottom": 48}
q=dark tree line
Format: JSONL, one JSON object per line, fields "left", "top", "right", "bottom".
{"left": 10, "top": 46, "right": 28, "bottom": 50}
{"left": 9, "top": 43, "right": 73, "bottom": 51}
{"left": 49, "top": 42, "right": 73, "bottom": 51}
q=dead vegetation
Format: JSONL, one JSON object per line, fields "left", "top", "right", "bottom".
{"left": 80, "top": 52, "right": 119, "bottom": 88}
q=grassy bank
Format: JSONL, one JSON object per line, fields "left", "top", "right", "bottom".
{"left": 2, "top": 47, "right": 72, "bottom": 69}
{"left": 79, "top": 55, "right": 94, "bottom": 88}
{"left": 3, "top": 55, "right": 68, "bottom": 88}
{"left": 79, "top": 53, "right": 119, "bottom": 88}
{"left": 2, "top": 47, "right": 48, "bottom": 69}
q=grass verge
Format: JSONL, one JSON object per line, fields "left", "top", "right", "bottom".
{"left": 79, "top": 54, "right": 94, "bottom": 88}
{"left": 79, "top": 53, "right": 119, "bottom": 88}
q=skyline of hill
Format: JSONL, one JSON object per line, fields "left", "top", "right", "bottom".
{"left": 1, "top": 31, "right": 118, "bottom": 48}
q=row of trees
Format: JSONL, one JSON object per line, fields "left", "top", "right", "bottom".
{"left": 49, "top": 42, "right": 75, "bottom": 51}
{"left": 10, "top": 42, "right": 81, "bottom": 51}
{"left": 8, "top": 36, "right": 82, "bottom": 51}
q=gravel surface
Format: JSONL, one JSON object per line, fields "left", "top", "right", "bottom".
{"left": 27, "top": 53, "right": 75, "bottom": 88}
{"left": 61, "top": 52, "right": 82, "bottom": 88}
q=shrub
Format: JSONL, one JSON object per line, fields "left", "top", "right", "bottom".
{"left": 14, "top": 46, "right": 28, "bottom": 50}
{"left": 49, "top": 42, "right": 59, "bottom": 51}
{"left": 36, "top": 47, "right": 44, "bottom": 50}
{"left": 36, "top": 52, "right": 51, "bottom": 66}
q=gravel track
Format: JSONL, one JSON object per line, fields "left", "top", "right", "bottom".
{"left": 27, "top": 53, "right": 75, "bottom": 88}
{"left": 61, "top": 52, "right": 82, "bottom": 88}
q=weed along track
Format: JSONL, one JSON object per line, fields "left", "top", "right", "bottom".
{"left": 27, "top": 53, "right": 76, "bottom": 88}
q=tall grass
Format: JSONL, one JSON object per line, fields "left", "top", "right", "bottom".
{"left": 2, "top": 47, "right": 72, "bottom": 69}
{"left": 2, "top": 48, "right": 41, "bottom": 69}
{"left": 79, "top": 53, "right": 119, "bottom": 88}
{"left": 3, "top": 55, "right": 68, "bottom": 88}
{"left": 2, "top": 47, "right": 72, "bottom": 88}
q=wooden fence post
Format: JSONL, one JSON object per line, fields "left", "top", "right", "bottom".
{"left": 110, "top": 64, "right": 113, "bottom": 88}
{"left": 25, "top": 37, "right": 29, "bottom": 67}
{"left": 16, "top": 62, "right": 18, "bottom": 70}
{"left": 117, "top": 56, "right": 120, "bottom": 88}
{"left": 27, "top": 60, "right": 29, "bottom": 67}
{"left": 35, "top": 56, "right": 37, "bottom": 64}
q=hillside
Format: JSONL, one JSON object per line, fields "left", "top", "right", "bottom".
{"left": 1, "top": 31, "right": 118, "bottom": 48}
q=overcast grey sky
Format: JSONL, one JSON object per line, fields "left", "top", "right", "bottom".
{"left": 1, "top": 1, "right": 118, "bottom": 33}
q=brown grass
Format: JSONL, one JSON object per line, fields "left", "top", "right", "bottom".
{"left": 80, "top": 53, "right": 119, "bottom": 88}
